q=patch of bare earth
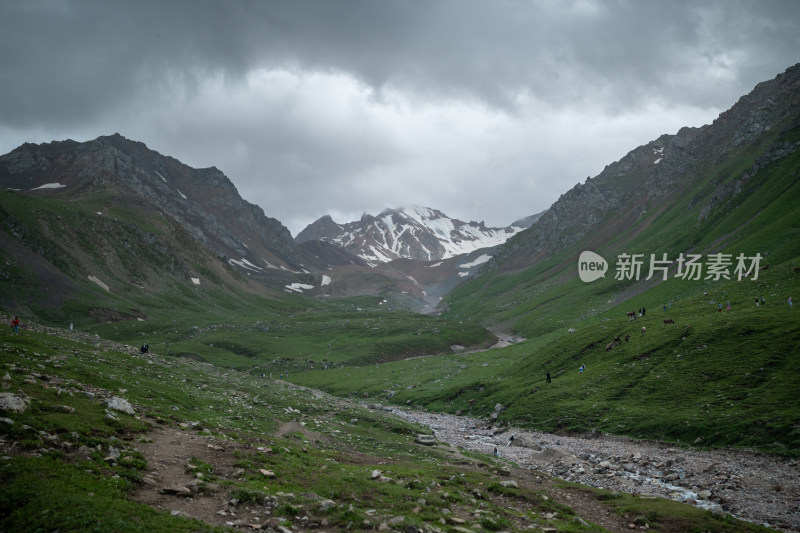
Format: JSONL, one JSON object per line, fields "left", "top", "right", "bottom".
{"left": 132, "top": 425, "right": 254, "bottom": 528}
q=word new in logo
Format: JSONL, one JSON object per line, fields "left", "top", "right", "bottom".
{"left": 578, "top": 251, "right": 608, "bottom": 282}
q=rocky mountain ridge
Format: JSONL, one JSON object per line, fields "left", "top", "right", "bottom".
{"left": 0, "top": 134, "right": 302, "bottom": 274}
{"left": 488, "top": 63, "right": 800, "bottom": 273}
{"left": 296, "top": 205, "right": 527, "bottom": 266}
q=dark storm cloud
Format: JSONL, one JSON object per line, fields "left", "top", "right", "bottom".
{"left": 5, "top": 0, "right": 799, "bottom": 125}
{"left": 1, "top": 1, "right": 799, "bottom": 234}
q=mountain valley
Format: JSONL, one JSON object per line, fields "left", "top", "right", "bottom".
{"left": 1, "top": 64, "right": 799, "bottom": 532}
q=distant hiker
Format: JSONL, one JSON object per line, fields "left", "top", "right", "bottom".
{"left": 546, "top": 372, "right": 551, "bottom": 383}
{"left": 69, "top": 322, "right": 73, "bottom": 331}
{"left": 140, "top": 344, "right": 149, "bottom": 354}
{"left": 761, "top": 296, "right": 766, "bottom": 306}
{"left": 507, "top": 434, "right": 515, "bottom": 446}
{"left": 641, "top": 326, "right": 647, "bottom": 335}
{"left": 718, "top": 303, "right": 722, "bottom": 312}
{"left": 579, "top": 363, "right": 586, "bottom": 373}
{"left": 756, "top": 297, "right": 759, "bottom": 306}
{"left": 642, "top": 307, "right": 646, "bottom": 316}
{"left": 727, "top": 301, "right": 731, "bottom": 311}
{"left": 638, "top": 308, "right": 642, "bottom": 317}
{"left": 10, "top": 317, "right": 19, "bottom": 335}
{"left": 789, "top": 297, "right": 793, "bottom": 308}
{"left": 493, "top": 447, "right": 500, "bottom": 457}
{"left": 663, "top": 304, "right": 667, "bottom": 312}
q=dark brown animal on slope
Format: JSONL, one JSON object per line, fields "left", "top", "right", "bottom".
{"left": 664, "top": 318, "right": 675, "bottom": 325}
{"left": 613, "top": 336, "right": 621, "bottom": 342}
{"left": 627, "top": 311, "right": 636, "bottom": 317}
{"left": 625, "top": 333, "right": 630, "bottom": 342}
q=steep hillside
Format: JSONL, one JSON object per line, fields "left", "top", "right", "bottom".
{"left": 0, "top": 134, "right": 301, "bottom": 271}
{"left": 296, "top": 205, "right": 524, "bottom": 265}
{"left": 0, "top": 135, "right": 330, "bottom": 323}
{"left": 442, "top": 63, "right": 800, "bottom": 334}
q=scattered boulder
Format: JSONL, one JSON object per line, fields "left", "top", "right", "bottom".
{"left": 414, "top": 434, "right": 436, "bottom": 446}
{"left": 490, "top": 403, "right": 504, "bottom": 421}
{"left": 105, "top": 396, "right": 135, "bottom": 415}
{"left": 0, "top": 393, "right": 29, "bottom": 413}
{"left": 318, "top": 499, "right": 336, "bottom": 511}
{"left": 160, "top": 485, "right": 192, "bottom": 496}
{"left": 508, "top": 434, "right": 542, "bottom": 450}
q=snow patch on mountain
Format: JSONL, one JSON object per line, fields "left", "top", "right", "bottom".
{"left": 32, "top": 182, "right": 66, "bottom": 190}
{"left": 229, "top": 258, "right": 263, "bottom": 272}
{"left": 285, "top": 282, "right": 314, "bottom": 293}
{"left": 458, "top": 254, "right": 492, "bottom": 269}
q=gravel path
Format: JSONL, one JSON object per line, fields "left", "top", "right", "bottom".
{"left": 388, "top": 407, "right": 799, "bottom": 531}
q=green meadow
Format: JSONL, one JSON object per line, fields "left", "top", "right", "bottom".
{"left": 0, "top": 320, "right": 773, "bottom": 532}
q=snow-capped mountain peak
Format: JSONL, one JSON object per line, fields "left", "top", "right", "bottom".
{"left": 296, "top": 205, "right": 525, "bottom": 266}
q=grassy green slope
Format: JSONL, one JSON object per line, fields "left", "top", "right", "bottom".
{"left": 443, "top": 123, "right": 800, "bottom": 339}
{"left": 93, "top": 303, "right": 496, "bottom": 372}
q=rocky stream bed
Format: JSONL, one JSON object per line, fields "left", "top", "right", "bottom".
{"left": 386, "top": 406, "right": 800, "bottom": 531}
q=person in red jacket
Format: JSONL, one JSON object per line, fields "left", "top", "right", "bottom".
{"left": 10, "top": 316, "right": 19, "bottom": 335}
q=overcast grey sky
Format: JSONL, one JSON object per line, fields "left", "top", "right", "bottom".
{"left": 1, "top": 1, "right": 799, "bottom": 235}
